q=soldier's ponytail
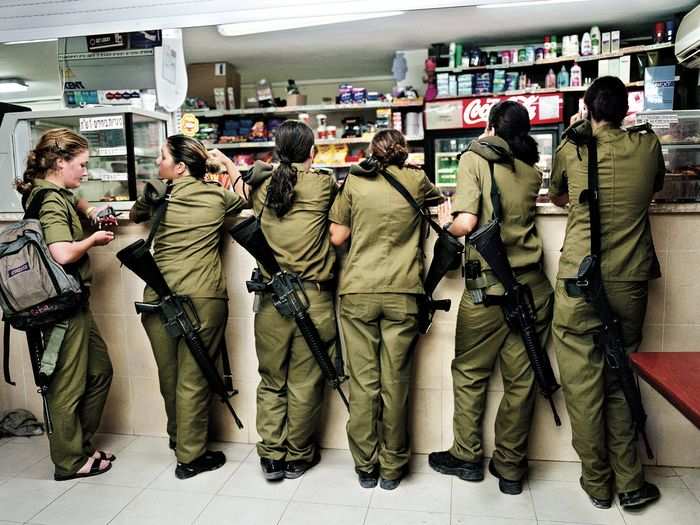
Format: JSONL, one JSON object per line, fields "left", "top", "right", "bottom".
{"left": 18, "top": 128, "right": 89, "bottom": 196}
{"left": 268, "top": 120, "right": 315, "bottom": 217}
{"left": 488, "top": 101, "right": 540, "bottom": 167}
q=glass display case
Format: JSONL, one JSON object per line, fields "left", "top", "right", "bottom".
{"left": 636, "top": 110, "right": 700, "bottom": 202}
{"left": 0, "top": 108, "right": 168, "bottom": 212}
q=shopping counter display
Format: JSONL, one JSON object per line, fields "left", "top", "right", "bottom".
{"left": 0, "top": 205, "right": 698, "bottom": 468}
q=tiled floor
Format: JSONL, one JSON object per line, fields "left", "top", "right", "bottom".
{"left": 0, "top": 434, "right": 698, "bottom": 525}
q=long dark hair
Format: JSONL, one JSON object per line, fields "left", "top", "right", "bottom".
{"left": 370, "top": 129, "right": 408, "bottom": 168}
{"left": 167, "top": 135, "right": 208, "bottom": 179}
{"left": 488, "top": 101, "right": 539, "bottom": 166}
{"left": 18, "top": 127, "right": 89, "bottom": 196}
{"left": 268, "top": 120, "right": 315, "bottom": 217}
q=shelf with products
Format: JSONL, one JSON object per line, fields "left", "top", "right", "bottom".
{"left": 187, "top": 100, "right": 424, "bottom": 118}
{"left": 434, "top": 42, "right": 674, "bottom": 74}
{"left": 205, "top": 135, "right": 424, "bottom": 150}
{"left": 432, "top": 81, "right": 645, "bottom": 101}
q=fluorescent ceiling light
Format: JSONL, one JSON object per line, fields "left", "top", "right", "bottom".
{"left": 478, "top": 0, "right": 586, "bottom": 7}
{"left": 0, "top": 78, "right": 29, "bottom": 93}
{"left": 218, "top": 11, "right": 405, "bottom": 37}
{"left": 4, "top": 38, "right": 58, "bottom": 45}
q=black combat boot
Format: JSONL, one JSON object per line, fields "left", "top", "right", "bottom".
{"left": 284, "top": 451, "right": 321, "bottom": 479}
{"left": 260, "top": 457, "right": 286, "bottom": 481}
{"left": 428, "top": 450, "right": 483, "bottom": 481}
{"left": 488, "top": 459, "right": 523, "bottom": 495}
{"left": 357, "top": 467, "right": 379, "bottom": 488}
{"left": 175, "top": 450, "right": 226, "bottom": 480}
{"left": 619, "top": 482, "right": 661, "bottom": 509}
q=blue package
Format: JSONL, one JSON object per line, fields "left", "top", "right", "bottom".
{"left": 644, "top": 65, "right": 676, "bottom": 110}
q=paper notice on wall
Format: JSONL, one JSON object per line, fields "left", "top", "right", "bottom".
{"left": 79, "top": 115, "right": 124, "bottom": 132}
{"left": 538, "top": 96, "right": 560, "bottom": 121}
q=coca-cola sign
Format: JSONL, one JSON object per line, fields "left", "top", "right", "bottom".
{"left": 425, "top": 94, "right": 563, "bottom": 130}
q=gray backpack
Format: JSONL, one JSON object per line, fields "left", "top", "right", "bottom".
{"left": 0, "top": 189, "right": 83, "bottom": 330}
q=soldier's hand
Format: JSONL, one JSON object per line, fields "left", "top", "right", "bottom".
{"left": 91, "top": 230, "right": 115, "bottom": 246}
{"left": 91, "top": 206, "right": 120, "bottom": 228}
{"left": 437, "top": 198, "right": 452, "bottom": 226}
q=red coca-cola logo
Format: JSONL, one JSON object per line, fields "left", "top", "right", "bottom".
{"left": 463, "top": 95, "right": 542, "bottom": 126}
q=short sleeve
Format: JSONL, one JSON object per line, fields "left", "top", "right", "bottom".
{"left": 224, "top": 189, "right": 245, "bottom": 217}
{"left": 130, "top": 195, "right": 153, "bottom": 224}
{"left": 452, "top": 152, "right": 482, "bottom": 215}
{"left": 652, "top": 139, "right": 666, "bottom": 193}
{"left": 39, "top": 195, "right": 74, "bottom": 245}
{"left": 421, "top": 174, "right": 444, "bottom": 206}
{"left": 329, "top": 180, "right": 351, "bottom": 226}
{"left": 549, "top": 146, "right": 569, "bottom": 198}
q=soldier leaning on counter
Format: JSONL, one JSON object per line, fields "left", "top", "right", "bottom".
{"left": 428, "top": 101, "right": 554, "bottom": 495}
{"left": 245, "top": 121, "right": 339, "bottom": 481}
{"left": 549, "top": 76, "right": 664, "bottom": 510}
{"left": 17, "top": 128, "right": 116, "bottom": 481}
{"left": 329, "top": 129, "right": 444, "bottom": 490}
{"left": 130, "top": 135, "right": 247, "bottom": 480}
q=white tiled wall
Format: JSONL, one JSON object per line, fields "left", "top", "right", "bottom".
{"left": 1, "top": 214, "right": 697, "bottom": 467}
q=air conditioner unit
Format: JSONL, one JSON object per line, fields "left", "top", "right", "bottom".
{"left": 676, "top": 5, "right": 700, "bottom": 68}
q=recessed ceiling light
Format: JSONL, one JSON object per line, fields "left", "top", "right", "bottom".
{"left": 218, "top": 11, "right": 405, "bottom": 37}
{"left": 478, "top": 0, "right": 587, "bottom": 8}
{"left": 4, "top": 38, "right": 58, "bottom": 45}
{"left": 0, "top": 78, "right": 29, "bottom": 93}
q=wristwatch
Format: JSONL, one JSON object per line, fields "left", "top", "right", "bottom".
{"left": 441, "top": 221, "right": 453, "bottom": 233}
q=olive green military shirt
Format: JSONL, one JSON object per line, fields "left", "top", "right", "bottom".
{"left": 549, "top": 123, "right": 665, "bottom": 281}
{"left": 27, "top": 179, "right": 92, "bottom": 284}
{"left": 453, "top": 136, "right": 543, "bottom": 271}
{"left": 329, "top": 164, "right": 443, "bottom": 295}
{"left": 248, "top": 162, "right": 337, "bottom": 282}
{"left": 131, "top": 175, "right": 245, "bottom": 301}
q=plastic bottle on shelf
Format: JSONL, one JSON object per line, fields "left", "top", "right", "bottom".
{"left": 570, "top": 34, "right": 579, "bottom": 56}
{"left": 580, "top": 32, "right": 592, "bottom": 56}
{"left": 551, "top": 35, "right": 559, "bottom": 57}
{"left": 590, "top": 26, "right": 601, "bottom": 55}
{"left": 570, "top": 63, "right": 582, "bottom": 87}
{"left": 557, "top": 65, "right": 569, "bottom": 88}
{"left": 543, "top": 35, "right": 551, "bottom": 58}
{"left": 545, "top": 68, "right": 557, "bottom": 89}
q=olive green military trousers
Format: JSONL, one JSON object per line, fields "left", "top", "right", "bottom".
{"left": 255, "top": 288, "right": 336, "bottom": 463}
{"left": 340, "top": 293, "right": 419, "bottom": 481}
{"left": 47, "top": 307, "right": 113, "bottom": 477}
{"left": 552, "top": 279, "right": 647, "bottom": 501}
{"left": 142, "top": 298, "right": 227, "bottom": 464}
{"left": 450, "top": 270, "right": 553, "bottom": 480}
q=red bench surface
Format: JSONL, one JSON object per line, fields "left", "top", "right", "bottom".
{"left": 630, "top": 352, "right": 700, "bottom": 429}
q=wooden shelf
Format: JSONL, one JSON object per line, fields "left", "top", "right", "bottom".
{"left": 435, "top": 42, "right": 674, "bottom": 75}
{"left": 187, "top": 100, "right": 424, "bottom": 118}
{"left": 433, "top": 81, "right": 645, "bottom": 101}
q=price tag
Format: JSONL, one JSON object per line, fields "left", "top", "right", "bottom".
{"left": 79, "top": 115, "right": 124, "bottom": 132}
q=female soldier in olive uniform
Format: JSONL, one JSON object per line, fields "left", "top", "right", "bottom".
{"left": 549, "top": 76, "right": 664, "bottom": 510}
{"left": 429, "top": 101, "right": 553, "bottom": 495}
{"left": 18, "top": 128, "right": 115, "bottom": 481}
{"left": 246, "top": 121, "right": 338, "bottom": 481}
{"left": 130, "top": 135, "right": 246, "bottom": 479}
{"left": 329, "top": 130, "right": 443, "bottom": 490}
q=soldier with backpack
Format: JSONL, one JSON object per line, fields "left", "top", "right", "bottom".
{"left": 13, "top": 128, "right": 115, "bottom": 481}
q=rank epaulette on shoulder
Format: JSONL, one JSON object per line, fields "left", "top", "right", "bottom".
{"left": 203, "top": 179, "right": 222, "bottom": 186}
{"left": 625, "top": 122, "right": 654, "bottom": 135}
{"left": 313, "top": 167, "right": 334, "bottom": 176}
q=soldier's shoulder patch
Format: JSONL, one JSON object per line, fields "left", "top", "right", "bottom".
{"left": 625, "top": 122, "right": 654, "bottom": 135}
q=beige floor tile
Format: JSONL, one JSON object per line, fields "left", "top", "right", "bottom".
{"left": 451, "top": 476, "right": 535, "bottom": 520}
{"left": 110, "top": 489, "right": 213, "bottom": 525}
{"left": 529, "top": 480, "right": 624, "bottom": 525}
{"left": 642, "top": 465, "right": 686, "bottom": 488}
{"left": 219, "top": 461, "right": 301, "bottom": 500}
{"left": 83, "top": 452, "right": 172, "bottom": 488}
{"left": 452, "top": 517, "right": 536, "bottom": 525}
{"left": 675, "top": 467, "right": 700, "bottom": 489}
{"left": 0, "top": 444, "right": 49, "bottom": 477}
{"left": 365, "top": 508, "right": 449, "bottom": 525}
{"left": 30, "top": 482, "right": 140, "bottom": 525}
{"left": 293, "top": 462, "right": 373, "bottom": 507}
{"left": 194, "top": 495, "right": 287, "bottom": 525}
{"left": 0, "top": 478, "right": 75, "bottom": 522}
{"left": 370, "top": 472, "right": 451, "bottom": 513}
{"left": 279, "top": 501, "right": 366, "bottom": 525}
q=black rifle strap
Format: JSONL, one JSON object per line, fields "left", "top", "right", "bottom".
{"left": 586, "top": 140, "right": 602, "bottom": 257}
{"left": 143, "top": 182, "right": 175, "bottom": 250}
{"left": 379, "top": 168, "right": 443, "bottom": 235}
{"left": 486, "top": 160, "right": 504, "bottom": 223}
{"left": 3, "top": 322, "right": 14, "bottom": 386}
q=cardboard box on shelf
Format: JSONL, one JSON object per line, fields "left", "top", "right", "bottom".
{"left": 286, "top": 94, "right": 307, "bottom": 107}
{"left": 186, "top": 62, "right": 241, "bottom": 109}
{"left": 619, "top": 55, "right": 631, "bottom": 83}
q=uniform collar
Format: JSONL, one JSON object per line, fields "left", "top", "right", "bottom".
{"left": 172, "top": 174, "right": 199, "bottom": 186}
{"left": 34, "top": 178, "right": 74, "bottom": 197}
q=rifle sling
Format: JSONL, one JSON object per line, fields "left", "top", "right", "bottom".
{"left": 378, "top": 168, "right": 444, "bottom": 236}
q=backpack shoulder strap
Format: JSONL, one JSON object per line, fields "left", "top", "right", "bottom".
{"left": 485, "top": 160, "right": 504, "bottom": 223}
{"left": 23, "top": 187, "right": 76, "bottom": 236}
{"left": 143, "top": 182, "right": 174, "bottom": 250}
